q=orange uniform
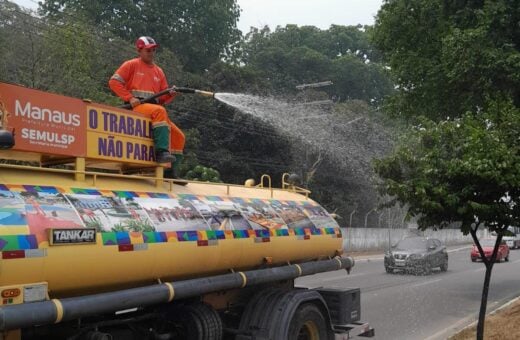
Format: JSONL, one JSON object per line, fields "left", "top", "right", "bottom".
{"left": 109, "top": 58, "right": 185, "bottom": 154}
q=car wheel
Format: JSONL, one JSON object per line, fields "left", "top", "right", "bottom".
{"left": 505, "top": 255, "right": 509, "bottom": 262}
{"left": 471, "top": 258, "right": 476, "bottom": 262}
{"left": 422, "top": 262, "right": 432, "bottom": 275}
{"left": 440, "top": 261, "right": 448, "bottom": 272}
{"left": 385, "top": 266, "right": 393, "bottom": 274}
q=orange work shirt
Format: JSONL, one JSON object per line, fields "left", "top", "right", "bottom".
{"left": 109, "top": 58, "right": 175, "bottom": 105}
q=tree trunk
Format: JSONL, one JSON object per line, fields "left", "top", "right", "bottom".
{"left": 477, "top": 262, "right": 493, "bottom": 340}
{"left": 469, "top": 228, "right": 503, "bottom": 340}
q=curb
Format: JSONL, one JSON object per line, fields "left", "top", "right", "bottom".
{"left": 439, "top": 293, "right": 520, "bottom": 340}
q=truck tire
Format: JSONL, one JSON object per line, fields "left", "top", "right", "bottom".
{"left": 174, "top": 302, "right": 223, "bottom": 340}
{"left": 287, "top": 303, "right": 333, "bottom": 340}
{"left": 237, "top": 288, "right": 333, "bottom": 340}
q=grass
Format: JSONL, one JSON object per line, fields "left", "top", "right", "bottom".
{"left": 449, "top": 297, "right": 520, "bottom": 339}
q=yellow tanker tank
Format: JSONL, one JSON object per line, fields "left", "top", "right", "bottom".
{"left": 0, "top": 82, "right": 343, "bottom": 301}
{"left": 0, "top": 166, "right": 342, "bottom": 298}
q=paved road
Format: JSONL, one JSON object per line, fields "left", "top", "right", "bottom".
{"left": 296, "top": 246, "right": 520, "bottom": 340}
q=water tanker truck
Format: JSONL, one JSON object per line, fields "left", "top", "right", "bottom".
{"left": 0, "top": 82, "right": 373, "bottom": 340}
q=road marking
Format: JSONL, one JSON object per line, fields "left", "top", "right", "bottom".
{"left": 346, "top": 272, "right": 367, "bottom": 278}
{"left": 410, "top": 278, "right": 442, "bottom": 288}
{"left": 423, "top": 314, "right": 476, "bottom": 340}
{"left": 473, "top": 268, "right": 485, "bottom": 272}
{"left": 318, "top": 272, "right": 367, "bottom": 283}
{"left": 448, "top": 246, "right": 471, "bottom": 253}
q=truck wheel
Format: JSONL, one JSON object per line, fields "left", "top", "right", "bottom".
{"left": 238, "top": 288, "right": 333, "bottom": 340}
{"left": 174, "top": 302, "right": 222, "bottom": 340}
{"left": 287, "top": 303, "right": 333, "bottom": 340}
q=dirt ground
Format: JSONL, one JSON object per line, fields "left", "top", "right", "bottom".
{"left": 449, "top": 298, "right": 520, "bottom": 339}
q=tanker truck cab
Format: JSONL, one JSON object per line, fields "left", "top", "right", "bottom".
{"left": 0, "top": 82, "right": 373, "bottom": 340}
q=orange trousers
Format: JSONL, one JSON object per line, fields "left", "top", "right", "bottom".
{"left": 133, "top": 103, "right": 185, "bottom": 154}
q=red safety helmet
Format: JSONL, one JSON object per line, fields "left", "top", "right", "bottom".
{"left": 136, "top": 36, "right": 159, "bottom": 49}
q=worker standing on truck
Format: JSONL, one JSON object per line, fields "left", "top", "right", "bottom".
{"left": 109, "top": 36, "right": 184, "bottom": 178}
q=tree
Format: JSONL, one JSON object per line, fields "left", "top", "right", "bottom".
{"left": 39, "top": 0, "right": 242, "bottom": 72}
{"left": 242, "top": 24, "right": 392, "bottom": 102}
{"left": 372, "top": 1, "right": 520, "bottom": 338}
{"left": 375, "top": 100, "right": 520, "bottom": 339}
{"left": 372, "top": 0, "right": 520, "bottom": 121}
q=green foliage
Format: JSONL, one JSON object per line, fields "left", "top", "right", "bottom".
{"left": 242, "top": 24, "right": 392, "bottom": 102}
{"left": 39, "top": 0, "right": 242, "bottom": 72}
{"left": 372, "top": 0, "right": 520, "bottom": 121}
{"left": 375, "top": 99, "right": 520, "bottom": 233}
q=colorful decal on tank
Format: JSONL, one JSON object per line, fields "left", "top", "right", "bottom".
{"left": 301, "top": 205, "right": 340, "bottom": 229}
{"left": 232, "top": 197, "right": 286, "bottom": 230}
{"left": 0, "top": 190, "right": 84, "bottom": 245}
{"left": 0, "top": 185, "right": 340, "bottom": 251}
{"left": 65, "top": 194, "right": 154, "bottom": 232}
{"left": 133, "top": 197, "right": 208, "bottom": 231}
{"left": 268, "top": 200, "right": 315, "bottom": 229}
{"left": 178, "top": 194, "right": 253, "bottom": 231}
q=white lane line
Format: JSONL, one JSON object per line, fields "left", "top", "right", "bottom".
{"left": 319, "top": 272, "right": 367, "bottom": 282}
{"left": 346, "top": 272, "right": 367, "bottom": 278}
{"left": 410, "top": 278, "right": 442, "bottom": 288}
{"left": 473, "top": 268, "right": 485, "bottom": 272}
{"left": 448, "top": 246, "right": 471, "bottom": 253}
{"left": 428, "top": 295, "right": 520, "bottom": 340}
{"left": 423, "top": 314, "right": 476, "bottom": 340}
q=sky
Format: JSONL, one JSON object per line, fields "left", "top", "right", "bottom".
{"left": 11, "top": 0, "right": 384, "bottom": 33}
{"left": 237, "top": 0, "right": 383, "bottom": 33}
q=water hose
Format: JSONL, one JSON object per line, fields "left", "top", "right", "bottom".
{"left": 120, "top": 86, "right": 215, "bottom": 109}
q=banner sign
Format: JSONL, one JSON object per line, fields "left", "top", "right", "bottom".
{"left": 0, "top": 83, "right": 86, "bottom": 156}
{"left": 0, "top": 82, "right": 155, "bottom": 164}
{"left": 86, "top": 105, "right": 155, "bottom": 164}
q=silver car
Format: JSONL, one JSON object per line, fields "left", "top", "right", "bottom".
{"left": 384, "top": 237, "right": 448, "bottom": 275}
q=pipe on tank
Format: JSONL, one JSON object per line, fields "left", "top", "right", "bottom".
{"left": 0, "top": 257, "right": 353, "bottom": 331}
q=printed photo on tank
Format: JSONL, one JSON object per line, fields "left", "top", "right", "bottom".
{"left": 189, "top": 198, "right": 252, "bottom": 230}
{"left": 134, "top": 197, "right": 208, "bottom": 231}
{"left": 66, "top": 194, "right": 154, "bottom": 232}
{"left": 302, "top": 205, "right": 339, "bottom": 229}
{"left": 232, "top": 198, "right": 287, "bottom": 230}
{"left": 0, "top": 190, "right": 27, "bottom": 226}
{"left": 269, "top": 200, "right": 316, "bottom": 229}
{"left": 19, "top": 191, "right": 84, "bottom": 239}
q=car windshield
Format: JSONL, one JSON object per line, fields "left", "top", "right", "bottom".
{"left": 395, "top": 237, "right": 427, "bottom": 250}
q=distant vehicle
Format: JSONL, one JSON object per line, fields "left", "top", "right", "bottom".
{"left": 503, "top": 226, "right": 520, "bottom": 249}
{"left": 384, "top": 237, "right": 448, "bottom": 275}
{"left": 471, "top": 239, "right": 510, "bottom": 262}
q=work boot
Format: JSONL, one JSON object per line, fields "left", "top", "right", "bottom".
{"left": 155, "top": 150, "right": 175, "bottom": 163}
{"left": 153, "top": 125, "right": 173, "bottom": 163}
